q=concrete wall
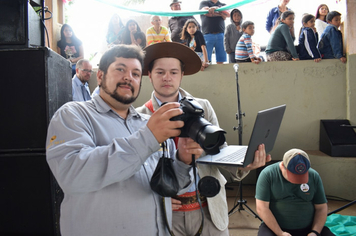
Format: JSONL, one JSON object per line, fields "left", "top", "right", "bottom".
{"left": 133, "top": 59, "right": 347, "bottom": 158}
{"left": 132, "top": 59, "right": 349, "bottom": 184}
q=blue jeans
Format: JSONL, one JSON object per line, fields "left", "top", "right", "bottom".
{"left": 203, "top": 33, "right": 226, "bottom": 63}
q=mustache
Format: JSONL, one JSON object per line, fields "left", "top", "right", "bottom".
{"left": 116, "top": 82, "right": 134, "bottom": 93}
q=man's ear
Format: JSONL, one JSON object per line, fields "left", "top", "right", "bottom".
{"left": 97, "top": 70, "right": 103, "bottom": 86}
{"left": 148, "top": 71, "right": 153, "bottom": 83}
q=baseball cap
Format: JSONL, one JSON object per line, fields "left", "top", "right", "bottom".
{"left": 142, "top": 42, "right": 201, "bottom": 76}
{"left": 283, "top": 149, "right": 311, "bottom": 184}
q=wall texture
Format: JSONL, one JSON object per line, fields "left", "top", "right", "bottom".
{"left": 133, "top": 59, "right": 348, "bottom": 162}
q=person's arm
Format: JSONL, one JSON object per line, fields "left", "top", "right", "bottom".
{"left": 280, "top": 25, "right": 299, "bottom": 60}
{"left": 306, "top": 29, "right": 322, "bottom": 62}
{"left": 307, "top": 203, "right": 328, "bottom": 236}
{"left": 164, "top": 27, "right": 172, "bottom": 42}
{"left": 329, "top": 28, "right": 345, "bottom": 62}
{"left": 71, "top": 44, "right": 84, "bottom": 64}
{"left": 57, "top": 46, "right": 61, "bottom": 55}
{"left": 201, "top": 45, "right": 209, "bottom": 70}
{"left": 224, "top": 25, "right": 231, "bottom": 53}
{"left": 256, "top": 199, "right": 292, "bottom": 236}
{"left": 266, "top": 9, "right": 274, "bottom": 33}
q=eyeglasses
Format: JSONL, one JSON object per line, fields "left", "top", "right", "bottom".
{"left": 79, "top": 68, "right": 93, "bottom": 74}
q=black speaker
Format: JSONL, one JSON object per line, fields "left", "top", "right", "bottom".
{"left": 0, "top": 0, "right": 43, "bottom": 49}
{"left": 320, "top": 119, "right": 356, "bottom": 157}
{"left": 0, "top": 153, "right": 63, "bottom": 236}
{"left": 0, "top": 48, "right": 72, "bottom": 152}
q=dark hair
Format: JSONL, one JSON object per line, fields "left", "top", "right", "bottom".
{"left": 241, "top": 21, "right": 254, "bottom": 30}
{"left": 180, "top": 19, "right": 199, "bottom": 41}
{"left": 326, "top": 11, "right": 341, "bottom": 23}
{"left": 122, "top": 19, "right": 146, "bottom": 48}
{"left": 230, "top": 8, "right": 243, "bottom": 26}
{"left": 274, "top": 10, "right": 295, "bottom": 26}
{"left": 98, "top": 44, "right": 145, "bottom": 74}
{"left": 299, "top": 14, "right": 315, "bottom": 36}
{"left": 59, "top": 24, "right": 80, "bottom": 44}
{"left": 315, "top": 4, "right": 329, "bottom": 22}
{"left": 148, "top": 59, "right": 184, "bottom": 74}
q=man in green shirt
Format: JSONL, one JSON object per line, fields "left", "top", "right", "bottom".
{"left": 255, "top": 148, "right": 335, "bottom": 236}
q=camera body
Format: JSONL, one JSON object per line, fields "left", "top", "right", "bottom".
{"left": 170, "top": 97, "right": 226, "bottom": 155}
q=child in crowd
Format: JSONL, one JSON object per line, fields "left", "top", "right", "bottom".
{"left": 235, "top": 21, "right": 261, "bottom": 64}
{"left": 146, "top": 15, "right": 171, "bottom": 45}
{"left": 265, "top": 10, "right": 299, "bottom": 61}
{"left": 315, "top": 4, "right": 329, "bottom": 37}
{"left": 181, "top": 19, "right": 209, "bottom": 71}
{"left": 318, "top": 11, "right": 347, "bottom": 63}
{"left": 224, "top": 8, "right": 243, "bottom": 63}
{"left": 298, "top": 14, "right": 321, "bottom": 62}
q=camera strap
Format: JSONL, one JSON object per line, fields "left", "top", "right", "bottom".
{"left": 162, "top": 154, "right": 204, "bottom": 236}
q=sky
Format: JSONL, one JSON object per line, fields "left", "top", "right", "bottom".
{"left": 65, "top": 0, "right": 345, "bottom": 61}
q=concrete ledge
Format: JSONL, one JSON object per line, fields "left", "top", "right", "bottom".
{"left": 306, "top": 150, "right": 356, "bottom": 200}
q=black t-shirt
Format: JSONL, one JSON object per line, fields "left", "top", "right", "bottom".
{"left": 186, "top": 30, "right": 206, "bottom": 53}
{"left": 199, "top": 0, "right": 226, "bottom": 34}
{"left": 57, "top": 39, "right": 82, "bottom": 59}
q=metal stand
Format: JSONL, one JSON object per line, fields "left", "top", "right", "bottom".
{"left": 327, "top": 200, "right": 356, "bottom": 216}
{"left": 228, "top": 64, "right": 261, "bottom": 221}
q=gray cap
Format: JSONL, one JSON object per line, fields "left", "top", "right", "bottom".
{"left": 170, "top": 0, "right": 182, "bottom": 6}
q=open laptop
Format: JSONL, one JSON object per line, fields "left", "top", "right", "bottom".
{"left": 196, "top": 104, "right": 286, "bottom": 167}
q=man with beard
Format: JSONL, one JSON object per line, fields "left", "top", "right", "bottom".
{"left": 72, "top": 59, "right": 93, "bottom": 101}
{"left": 136, "top": 42, "right": 271, "bottom": 236}
{"left": 46, "top": 45, "right": 203, "bottom": 236}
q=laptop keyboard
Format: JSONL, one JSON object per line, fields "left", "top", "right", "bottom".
{"left": 216, "top": 146, "right": 248, "bottom": 162}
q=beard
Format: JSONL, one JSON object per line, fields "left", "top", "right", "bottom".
{"left": 101, "top": 75, "right": 141, "bottom": 105}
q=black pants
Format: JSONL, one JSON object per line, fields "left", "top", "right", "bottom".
{"left": 257, "top": 222, "right": 335, "bottom": 236}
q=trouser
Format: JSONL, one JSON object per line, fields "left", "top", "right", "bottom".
{"left": 257, "top": 222, "right": 335, "bottom": 236}
{"left": 172, "top": 206, "right": 229, "bottom": 236}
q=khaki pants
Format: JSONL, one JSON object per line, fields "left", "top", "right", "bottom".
{"left": 172, "top": 206, "right": 229, "bottom": 236}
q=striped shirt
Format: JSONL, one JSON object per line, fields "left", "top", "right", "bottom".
{"left": 146, "top": 26, "right": 172, "bottom": 45}
{"left": 235, "top": 33, "right": 255, "bottom": 60}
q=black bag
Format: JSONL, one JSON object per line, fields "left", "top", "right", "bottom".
{"left": 150, "top": 156, "right": 179, "bottom": 197}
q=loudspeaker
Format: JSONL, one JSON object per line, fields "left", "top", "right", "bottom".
{"left": 0, "top": 48, "right": 72, "bottom": 152}
{"left": 320, "top": 119, "right": 356, "bottom": 157}
{"left": 0, "top": 153, "right": 63, "bottom": 236}
{"left": 0, "top": 0, "right": 43, "bottom": 49}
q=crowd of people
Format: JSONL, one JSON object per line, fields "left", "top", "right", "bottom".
{"left": 48, "top": 1, "right": 346, "bottom": 235}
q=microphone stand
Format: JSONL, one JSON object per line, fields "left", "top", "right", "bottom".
{"left": 228, "top": 64, "right": 262, "bottom": 221}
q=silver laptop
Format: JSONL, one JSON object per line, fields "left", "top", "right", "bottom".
{"left": 196, "top": 104, "right": 286, "bottom": 167}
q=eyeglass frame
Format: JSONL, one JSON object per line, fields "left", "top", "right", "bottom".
{"left": 79, "top": 68, "right": 94, "bottom": 74}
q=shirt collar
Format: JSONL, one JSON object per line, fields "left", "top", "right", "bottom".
{"left": 73, "top": 75, "right": 88, "bottom": 87}
{"left": 153, "top": 91, "right": 182, "bottom": 106}
{"left": 92, "top": 95, "right": 140, "bottom": 118}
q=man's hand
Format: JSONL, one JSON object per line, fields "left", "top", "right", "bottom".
{"left": 177, "top": 138, "right": 203, "bottom": 165}
{"left": 340, "top": 56, "right": 347, "bottom": 63}
{"left": 240, "top": 144, "right": 271, "bottom": 171}
{"left": 171, "top": 198, "right": 182, "bottom": 210}
{"left": 147, "top": 102, "right": 183, "bottom": 143}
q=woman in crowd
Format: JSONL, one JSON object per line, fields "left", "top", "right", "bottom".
{"left": 121, "top": 19, "right": 146, "bottom": 49}
{"left": 224, "top": 8, "right": 243, "bottom": 63}
{"left": 266, "top": 0, "right": 291, "bottom": 33}
{"left": 181, "top": 19, "right": 209, "bottom": 71}
{"left": 106, "top": 14, "right": 125, "bottom": 47}
{"left": 315, "top": 4, "right": 329, "bottom": 37}
{"left": 57, "top": 24, "right": 84, "bottom": 76}
{"left": 265, "top": 10, "right": 299, "bottom": 61}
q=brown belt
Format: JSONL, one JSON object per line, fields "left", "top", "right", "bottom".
{"left": 173, "top": 191, "right": 207, "bottom": 212}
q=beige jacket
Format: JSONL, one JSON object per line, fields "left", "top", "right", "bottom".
{"left": 136, "top": 88, "right": 249, "bottom": 231}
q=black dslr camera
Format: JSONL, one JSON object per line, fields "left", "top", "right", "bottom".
{"left": 170, "top": 97, "right": 226, "bottom": 155}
